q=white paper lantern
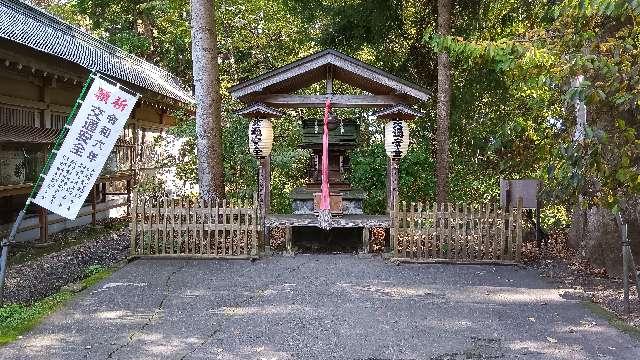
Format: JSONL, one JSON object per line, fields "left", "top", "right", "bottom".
{"left": 384, "top": 120, "right": 410, "bottom": 159}
{"left": 248, "top": 118, "right": 273, "bottom": 158}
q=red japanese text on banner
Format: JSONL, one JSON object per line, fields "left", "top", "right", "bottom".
{"left": 33, "top": 77, "right": 138, "bottom": 219}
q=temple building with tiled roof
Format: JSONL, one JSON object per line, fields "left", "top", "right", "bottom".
{"left": 0, "top": 0, "right": 194, "bottom": 242}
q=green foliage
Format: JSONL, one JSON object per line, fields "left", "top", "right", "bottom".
{"left": 541, "top": 205, "right": 571, "bottom": 231}
{"left": 349, "top": 143, "right": 387, "bottom": 214}
{"left": 41, "top": 0, "right": 640, "bottom": 215}
{"left": 0, "top": 291, "right": 73, "bottom": 345}
{"left": 83, "top": 264, "right": 106, "bottom": 278}
{"left": 424, "top": 1, "right": 640, "bottom": 210}
{"left": 134, "top": 173, "right": 166, "bottom": 196}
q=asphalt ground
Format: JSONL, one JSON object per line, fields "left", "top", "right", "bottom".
{"left": 2, "top": 254, "right": 639, "bottom": 359}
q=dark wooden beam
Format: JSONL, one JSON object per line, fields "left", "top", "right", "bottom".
{"left": 256, "top": 94, "right": 406, "bottom": 108}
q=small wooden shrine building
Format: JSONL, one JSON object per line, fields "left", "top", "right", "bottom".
{"left": 0, "top": 0, "right": 194, "bottom": 242}
{"left": 231, "top": 49, "right": 429, "bottom": 248}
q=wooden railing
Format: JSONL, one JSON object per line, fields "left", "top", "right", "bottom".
{"left": 130, "top": 193, "right": 259, "bottom": 258}
{"left": 391, "top": 199, "right": 523, "bottom": 263}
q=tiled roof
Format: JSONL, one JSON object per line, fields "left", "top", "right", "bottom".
{"left": 0, "top": 0, "right": 194, "bottom": 105}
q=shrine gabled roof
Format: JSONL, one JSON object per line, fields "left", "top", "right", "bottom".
{"left": 235, "top": 102, "right": 285, "bottom": 118}
{"left": 0, "top": 0, "right": 194, "bottom": 105}
{"left": 230, "top": 49, "right": 431, "bottom": 104}
{"left": 373, "top": 104, "right": 425, "bottom": 120}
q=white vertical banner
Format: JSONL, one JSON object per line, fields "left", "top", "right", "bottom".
{"left": 33, "top": 76, "right": 139, "bottom": 219}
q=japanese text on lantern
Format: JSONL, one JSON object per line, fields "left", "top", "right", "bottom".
{"left": 249, "top": 119, "right": 263, "bottom": 157}
{"left": 33, "top": 77, "right": 138, "bottom": 219}
{"left": 391, "top": 120, "right": 404, "bottom": 158}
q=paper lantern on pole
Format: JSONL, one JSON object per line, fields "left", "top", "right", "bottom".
{"left": 236, "top": 102, "right": 283, "bottom": 158}
{"left": 384, "top": 120, "right": 410, "bottom": 159}
{"left": 374, "top": 104, "right": 423, "bottom": 159}
{"left": 248, "top": 118, "right": 273, "bottom": 158}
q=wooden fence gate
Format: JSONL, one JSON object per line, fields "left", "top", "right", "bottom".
{"left": 130, "top": 193, "right": 259, "bottom": 259}
{"left": 391, "top": 199, "right": 523, "bottom": 263}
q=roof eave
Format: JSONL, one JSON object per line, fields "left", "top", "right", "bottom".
{"left": 230, "top": 49, "right": 431, "bottom": 104}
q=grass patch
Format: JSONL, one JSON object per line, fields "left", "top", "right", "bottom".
{"left": 582, "top": 301, "right": 640, "bottom": 339}
{"left": 0, "top": 266, "right": 114, "bottom": 346}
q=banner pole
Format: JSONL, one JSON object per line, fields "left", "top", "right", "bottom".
{"left": 0, "top": 72, "right": 96, "bottom": 303}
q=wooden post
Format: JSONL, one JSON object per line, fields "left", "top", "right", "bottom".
{"left": 326, "top": 64, "right": 334, "bottom": 95}
{"left": 536, "top": 194, "right": 542, "bottom": 248}
{"left": 101, "top": 182, "right": 107, "bottom": 203}
{"left": 252, "top": 193, "right": 258, "bottom": 257}
{"left": 285, "top": 226, "right": 293, "bottom": 255}
{"left": 91, "top": 184, "right": 97, "bottom": 225}
{"left": 130, "top": 192, "right": 138, "bottom": 256}
{"left": 258, "top": 156, "right": 271, "bottom": 253}
{"left": 616, "top": 215, "right": 640, "bottom": 314}
{"left": 515, "top": 197, "right": 523, "bottom": 262}
{"left": 361, "top": 227, "right": 369, "bottom": 254}
{"left": 126, "top": 178, "right": 132, "bottom": 216}
{"left": 391, "top": 207, "right": 398, "bottom": 253}
{"left": 38, "top": 205, "right": 48, "bottom": 243}
{"left": 387, "top": 158, "right": 399, "bottom": 213}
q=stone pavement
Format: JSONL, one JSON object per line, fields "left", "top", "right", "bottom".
{"left": 2, "top": 254, "right": 639, "bottom": 359}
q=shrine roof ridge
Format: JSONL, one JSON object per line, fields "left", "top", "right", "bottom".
{"left": 230, "top": 49, "right": 431, "bottom": 104}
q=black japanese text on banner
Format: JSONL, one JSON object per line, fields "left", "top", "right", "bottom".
{"left": 33, "top": 77, "right": 139, "bottom": 219}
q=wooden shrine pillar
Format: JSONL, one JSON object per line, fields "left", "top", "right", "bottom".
{"left": 387, "top": 158, "right": 399, "bottom": 213}
{"left": 258, "top": 155, "right": 271, "bottom": 249}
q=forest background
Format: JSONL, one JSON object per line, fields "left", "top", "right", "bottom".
{"left": 35, "top": 0, "right": 640, "bottom": 232}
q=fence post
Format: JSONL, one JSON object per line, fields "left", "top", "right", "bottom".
{"left": 130, "top": 192, "right": 137, "bottom": 256}
{"left": 515, "top": 197, "right": 523, "bottom": 262}
{"left": 170, "top": 198, "right": 176, "bottom": 255}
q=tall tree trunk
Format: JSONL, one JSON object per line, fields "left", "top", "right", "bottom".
{"left": 436, "top": 0, "right": 452, "bottom": 204}
{"left": 191, "top": 0, "right": 225, "bottom": 199}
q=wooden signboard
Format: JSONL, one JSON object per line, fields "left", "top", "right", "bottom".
{"left": 500, "top": 179, "right": 539, "bottom": 209}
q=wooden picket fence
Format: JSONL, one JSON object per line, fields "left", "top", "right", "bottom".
{"left": 391, "top": 199, "right": 523, "bottom": 263}
{"left": 130, "top": 193, "right": 259, "bottom": 258}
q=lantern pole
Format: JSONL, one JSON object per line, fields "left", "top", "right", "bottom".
{"left": 237, "top": 103, "right": 282, "bottom": 255}
{"left": 388, "top": 157, "right": 400, "bottom": 213}
{"left": 373, "top": 104, "right": 423, "bottom": 213}
{"left": 258, "top": 154, "right": 271, "bottom": 251}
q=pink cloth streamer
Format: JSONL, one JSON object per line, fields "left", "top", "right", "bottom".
{"left": 320, "top": 99, "right": 331, "bottom": 210}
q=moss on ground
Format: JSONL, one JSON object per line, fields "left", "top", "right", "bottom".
{"left": 582, "top": 301, "right": 640, "bottom": 340}
{"left": 0, "top": 265, "right": 114, "bottom": 345}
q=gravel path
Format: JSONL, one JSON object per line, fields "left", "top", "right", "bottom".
{"left": 2, "top": 228, "right": 129, "bottom": 303}
{"left": 2, "top": 254, "right": 640, "bottom": 359}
